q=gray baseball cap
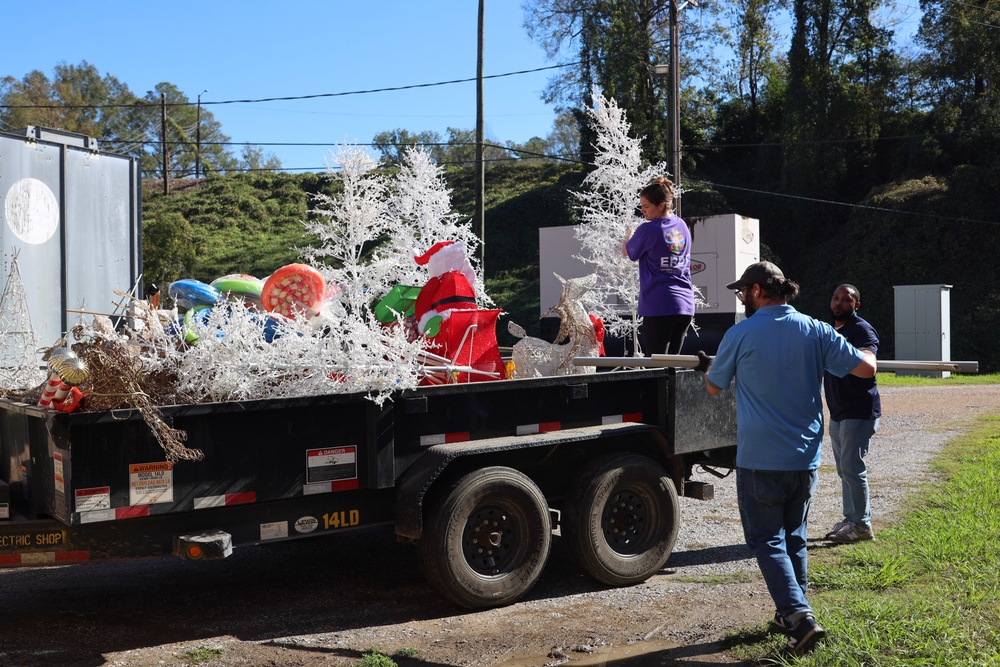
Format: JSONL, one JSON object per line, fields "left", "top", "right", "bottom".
{"left": 726, "top": 261, "right": 785, "bottom": 291}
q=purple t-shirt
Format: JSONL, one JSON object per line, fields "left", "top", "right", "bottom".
{"left": 625, "top": 215, "right": 695, "bottom": 316}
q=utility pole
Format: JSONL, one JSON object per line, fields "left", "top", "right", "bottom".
{"left": 196, "top": 89, "right": 208, "bottom": 179}
{"left": 668, "top": 0, "right": 681, "bottom": 218}
{"left": 161, "top": 92, "right": 169, "bottom": 195}
{"left": 655, "top": 1, "right": 688, "bottom": 218}
{"left": 475, "top": 0, "right": 486, "bottom": 274}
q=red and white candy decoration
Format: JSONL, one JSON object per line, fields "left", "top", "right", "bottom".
{"left": 38, "top": 347, "right": 89, "bottom": 411}
{"left": 261, "top": 264, "right": 326, "bottom": 320}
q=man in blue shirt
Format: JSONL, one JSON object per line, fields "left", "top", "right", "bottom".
{"left": 699, "top": 261, "right": 876, "bottom": 655}
{"left": 823, "top": 284, "right": 881, "bottom": 544}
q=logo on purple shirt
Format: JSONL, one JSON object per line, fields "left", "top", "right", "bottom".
{"left": 663, "top": 227, "right": 687, "bottom": 254}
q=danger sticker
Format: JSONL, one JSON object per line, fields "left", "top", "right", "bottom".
{"left": 306, "top": 446, "right": 357, "bottom": 484}
{"left": 129, "top": 462, "right": 174, "bottom": 505}
{"left": 75, "top": 486, "right": 111, "bottom": 513}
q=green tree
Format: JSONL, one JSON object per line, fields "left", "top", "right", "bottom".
{"left": 0, "top": 62, "right": 246, "bottom": 180}
{"left": 140, "top": 82, "right": 238, "bottom": 180}
{"left": 0, "top": 61, "right": 148, "bottom": 149}
{"left": 437, "top": 127, "right": 509, "bottom": 166}
{"left": 142, "top": 210, "right": 197, "bottom": 290}
{"left": 917, "top": 0, "right": 1000, "bottom": 166}
{"left": 371, "top": 128, "right": 443, "bottom": 164}
{"left": 504, "top": 136, "right": 553, "bottom": 163}
{"left": 782, "top": 0, "right": 897, "bottom": 199}
{"left": 722, "top": 0, "right": 783, "bottom": 118}
{"left": 545, "top": 109, "right": 581, "bottom": 160}
{"left": 240, "top": 144, "right": 283, "bottom": 172}
{"left": 523, "top": 0, "right": 721, "bottom": 166}
{"left": 525, "top": 1, "right": 668, "bottom": 163}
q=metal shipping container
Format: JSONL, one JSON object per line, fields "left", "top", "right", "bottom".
{"left": 0, "top": 126, "right": 141, "bottom": 373}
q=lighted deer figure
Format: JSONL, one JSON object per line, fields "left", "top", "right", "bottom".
{"left": 508, "top": 273, "right": 602, "bottom": 378}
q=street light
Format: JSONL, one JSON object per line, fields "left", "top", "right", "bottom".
{"left": 196, "top": 89, "right": 208, "bottom": 179}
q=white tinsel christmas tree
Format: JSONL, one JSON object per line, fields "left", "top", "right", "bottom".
{"left": 572, "top": 90, "right": 667, "bottom": 354}
{"left": 0, "top": 251, "right": 44, "bottom": 390}
{"left": 384, "top": 147, "right": 487, "bottom": 299}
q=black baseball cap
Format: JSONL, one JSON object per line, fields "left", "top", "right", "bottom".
{"left": 726, "top": 261, "right": 785, "bottom": 291}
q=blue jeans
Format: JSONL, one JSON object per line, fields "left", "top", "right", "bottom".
{"left": 736, "top": 467, "right": 817, "bottom": 619}
{"left": 829, "top": 418, "right": 878, "bottom": 530}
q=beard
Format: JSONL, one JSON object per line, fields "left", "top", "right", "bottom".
{"left": 830, "top": 306, "right": 855, "bottom": 321}
{"left": 744, "top": 303, "right": 757, "bottom": 318}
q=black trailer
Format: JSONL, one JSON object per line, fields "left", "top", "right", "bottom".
{"left": 0, "top": 368, "right": 735, "bottom": 608}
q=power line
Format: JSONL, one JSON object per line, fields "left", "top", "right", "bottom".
{"left": 0, "top": 63, "right": 580, "bottom": 111}
{"left": 697, "top": 178, "right": 1000, "bottom": 226}
{"left": 684, "top": 128, "right": 998, "bottom": 151}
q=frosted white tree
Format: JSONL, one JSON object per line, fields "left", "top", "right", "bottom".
{"left": 300, "top": 145, "right": 396, "bottom": 313}
{"left": 384, "top": 147, "right": 486, "bottom": 298}
{"left": 572, "top": 90, "right": 667, "bottom": 354}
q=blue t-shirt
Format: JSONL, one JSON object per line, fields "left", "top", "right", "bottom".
{"left": 707, "top": 304, "right": 866, "bottom": 471}
{"left": 625, "top": 215, "right": 695, "bottom": 317}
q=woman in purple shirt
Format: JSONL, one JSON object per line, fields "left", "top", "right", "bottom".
{"left": 622, "top": 177, "right": 695, "bottom": 355}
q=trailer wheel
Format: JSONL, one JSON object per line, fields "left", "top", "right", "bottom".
{"left": 418, "top": 466, "right": 551, "bottom": 609}
{"left": 562, "top": 453, "right": 679, "bottom": 586}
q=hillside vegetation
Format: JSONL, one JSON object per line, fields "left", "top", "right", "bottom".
{"left": 141, "top": 162, "right": 1000, "bottom": 371}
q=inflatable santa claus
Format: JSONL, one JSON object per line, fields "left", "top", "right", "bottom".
{"left": 412, "top": 240, "right": 478, "bottom": 336}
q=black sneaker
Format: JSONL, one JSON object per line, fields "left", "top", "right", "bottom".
{"left": 825, "top": 520, "right": 850, "bottom": 539}
{"left": 786, "top": 614, "right": 825, "bottom": 654}
{"left": 770, "top": 611, "right": 793, "bottom": 633}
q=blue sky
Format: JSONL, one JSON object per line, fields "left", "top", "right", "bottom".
{"left": 4, "top": 2, "right": 925, "bottom": 173}
{"left": 3, "top": 1, "right": 558, "bottom": 171}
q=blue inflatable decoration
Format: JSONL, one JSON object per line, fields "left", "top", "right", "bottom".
{"left": 168, "top": 279, "right": 221, "bottom": 310}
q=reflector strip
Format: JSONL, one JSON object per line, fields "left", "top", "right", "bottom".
{"left": 193, "top": 491, "right": 257, "bottom": 510}
{"left": 116, "top": 505, "right": 150, "bottom": 519}
{"left": 303, "top": 478, "right": 360, "bottom": 495}
{"left": 420, "top": 431, "right": 471, "bottom": 446}
{"left": 516, "top": 421, "right": 561, "bottom": 435}
{"left": 601, "top": 412, "right": 644, "bottom": 424}
{"left": 0, "top": 550, "right": 89, "bottom": 566}
{"left": 79, "top": 505, "right": 151, "bottom": 522}
{"left": 419, "top": 415, "right": 648, "bottom": 446}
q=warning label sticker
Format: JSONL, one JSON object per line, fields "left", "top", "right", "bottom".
{"left": 306, "top": 446, "right": 357, "bottom": 485}
{"left": 53, "top": 451, "right": 64, "bottom": 494}
{"left": 260, "top": 521, "right": 288, "bottom": 541}
{"left": 129, "top": 462, "right": 174, "bottom": 505}
{"left": 75, "top": 486, "right": 111, "bottom": 513}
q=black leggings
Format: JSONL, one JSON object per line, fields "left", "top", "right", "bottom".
{"left": 641, "top": 314, "right": 693, "bottom": 356}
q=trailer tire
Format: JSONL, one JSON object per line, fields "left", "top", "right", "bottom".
{"left": 562, "top": 453, "right": 679, "bottom": 586}
{"left": 418, "top": 466, "right": 551, "bottom": 609}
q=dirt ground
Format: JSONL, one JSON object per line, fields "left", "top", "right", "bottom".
{"left": 4, "top": 384, "right": 1000, "bottom": 667}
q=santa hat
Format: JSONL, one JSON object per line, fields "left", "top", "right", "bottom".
{"left": 413, "top": 240, "right": 455, "bottom": 265}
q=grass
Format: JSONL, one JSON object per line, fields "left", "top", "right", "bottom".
{"left": 182, "top": 646, "right": 224, "bottom": 664}
{"left": 729, "top": 414, "right": 1000, "bottom": 665}
{"left": 355, "top": 651, "right": 396, "bottom": 667}
{"left": 876, "top": 372, "right": 1000, "bottom": 387}
{"left": 351, "top": 646, "right": 420, "bottom": 667}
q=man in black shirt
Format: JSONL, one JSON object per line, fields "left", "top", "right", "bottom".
{"left": 823, "top": 284, "right": 881, "bottom": 544}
